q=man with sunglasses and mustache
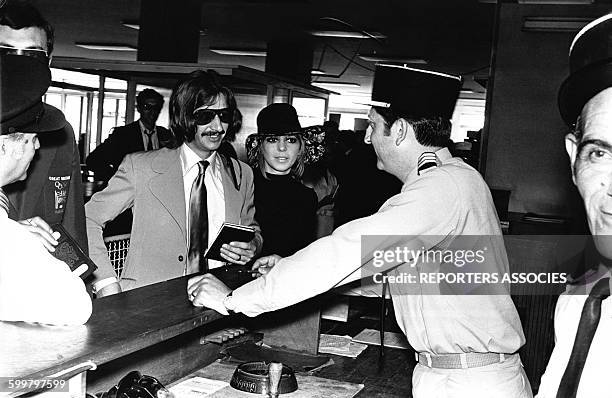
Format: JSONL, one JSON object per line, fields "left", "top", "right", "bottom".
{"left": 86, "top": 70, "right": 262, "bottom": 297}
{"left": 86, "top": 89, "right": 174, "bottom": 183}
{"left": 0, "top": 1, "right": 88, "bottom": 252}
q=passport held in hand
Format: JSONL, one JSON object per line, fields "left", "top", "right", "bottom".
{"left": 204, "top": 222, "right": 255, "bottom": 262}
{"left": 50, "top": 223, "right": 97, "bottom": 280}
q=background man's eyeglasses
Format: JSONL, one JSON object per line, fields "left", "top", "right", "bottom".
{"left": 193, "top": 108, "right": 232, "bottom": 125}
{"left": 0, "top": 46, "right": 49, "bottom": 62}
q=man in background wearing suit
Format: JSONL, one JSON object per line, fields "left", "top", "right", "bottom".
{"left": 0, "top": 1, "right": 87, "bottom": 251}
{"left": 86, "top": 88, "right": 174, "bottom": 182}
{"left": 86, "top": 70, "right": 262, "bottom": 297}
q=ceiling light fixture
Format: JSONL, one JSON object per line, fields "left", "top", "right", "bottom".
{"left": 309, "top": 30, "right": 387, "bottom": 39}
{"left": 121, "top": 21, "right": 207, "bottom": 34}
{"left": 311, "top": 69, "right": 326, "bottom": 75}
{"left": 75, "top": 43, "right": 137, "bottom": 51}
{"left": 522, "top": 17, "right": 592, "bottom": 32}
{"left": 209, "top": 48, "right": 266, "bottom": 57}
{"left": 517, "top": 0, "right": 593, "bottom": 4}
{"left": 312, "top": 81, "right": 361, "bottom": 88}
{"left": 358, "top": 54, "right": 428, "bottom": 64}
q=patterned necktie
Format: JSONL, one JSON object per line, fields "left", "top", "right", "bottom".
{"left": 0, "top": 188, "right": 9, "bottom": 215}
{"left": 145, "top": 130, "right": 155, "bottom": 151}
{"left": 187, "top": 160, "right": 209, "bottom": 274}
{"left": 556, "top": 277, "right": 611, "bottom": 398}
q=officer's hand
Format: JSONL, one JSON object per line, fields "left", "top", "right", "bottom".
{"left": 251, "top": 254, "right": 282, "bottom": 277}
{"left": 187, "top": 274, "right": 232, "bottom": 315}
{"left": 18, "top": 216, "right": 59, "bottom": 252}
{"left": 220, "top": 238, "right": 256, "bottom": 265}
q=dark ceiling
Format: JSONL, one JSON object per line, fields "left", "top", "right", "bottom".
{"left": 38, "top": 0, "right": 496, "bottom": 96}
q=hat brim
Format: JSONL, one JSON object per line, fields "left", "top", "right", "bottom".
{"left": 245, "top": 125, "right": 326, "bottom": 168}
{"left": 1, "top": 103, "right": 66, "bottom": 135}
{"left": 558, "top": 59, "right": 612, "bottom": 126}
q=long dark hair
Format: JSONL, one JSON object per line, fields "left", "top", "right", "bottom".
{"left": 170, "top": 69, "right": 241, "bottom": 144}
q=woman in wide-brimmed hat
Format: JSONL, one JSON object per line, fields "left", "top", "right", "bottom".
{"left": 245, "top": 103, "right": 325, "bottom": 257}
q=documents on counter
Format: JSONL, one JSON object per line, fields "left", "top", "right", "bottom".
{"left": 352, "top": 328, "right": 410, "bottom": 350}
{"left": 318, "top": 334, "right": 368, "bottom": 358}
{"left": 169, "top": 377, "right": 228, "bottom": 397}
{"left": 204, "top": 223, "right": 256, "bottom": 262}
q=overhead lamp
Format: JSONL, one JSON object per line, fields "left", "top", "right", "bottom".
{"left": 517, "top": 0, "right": 593, "bottom": 4}
{"left": 121, "top": 21, "right": 207, "bottom": 34}
{"left": 522, "top": 17, "right": 592, "bottom": 32}
{"left": 312, "top": 81, "right": 361, "bottom": 88}
{"left": 481, "top": 0, "right": 592, "bottom": 3}
{"left": 309, "top": 30, "right": 387, "bottom": 39}
{"left": 311, "top": 69, "right": 326, "bottom": 75}
{"left": 209, "top": 48, "right": 266, "bottom": 57}
{"left": 75, "top": 43, "right": 137, "bottom": 51}
{"left": 358, "top": 54, "right": 428, "bottom": 64}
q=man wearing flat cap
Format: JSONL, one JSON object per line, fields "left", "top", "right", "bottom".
{"left": 0, "top": 54, "right": 91, "bottom": 325}
{"left": 188, "top": 65, "right": 531, "bottom": 397}
{"left": 537, "top": 13, "right": 612, "bottom": 398}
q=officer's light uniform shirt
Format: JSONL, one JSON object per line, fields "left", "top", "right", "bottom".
{"left": 0, "top": 209, "right": 92, "bottom": 325}
{"left": 230, "top": 148, "right": 525, "bottom": 355}
{"left": 536, "top": 268, "right": 612, "bottom": 398}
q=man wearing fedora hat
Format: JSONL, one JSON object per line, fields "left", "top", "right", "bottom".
{"left": 0, "top": 54, "right": 91, "bottom": 325}
{"left": 0, "top": 1, "right": 88, "bottom": 252}
{"left": 86, "top": 69, "right": 262, "bottom": 296}
{"left": 536, "top": 13, "right": 612, "bottom": 398}
{"left": 188, "top": 65, "right": 530, "bottom": 397}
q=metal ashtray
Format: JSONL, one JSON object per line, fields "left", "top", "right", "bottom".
{"left": 230, "top": 361, "right": 298, "bottom": 395}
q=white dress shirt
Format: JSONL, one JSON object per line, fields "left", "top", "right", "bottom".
{"left": 180, "top": 143, "right": 225, "bottom": 270}
{"left": 139, "top": 120, "right": 159, "bottom": 150}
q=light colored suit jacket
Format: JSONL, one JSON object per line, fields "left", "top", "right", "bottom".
{"left": 86, "top": 147, "right": 261, "bottom": 290}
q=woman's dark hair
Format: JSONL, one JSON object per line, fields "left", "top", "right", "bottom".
{"left": 170, "top": 69, "right": 241, "bottom": 144}
{"left": 372, "top": 106, "right": 451, "bottom": 147}
{"left": 0, "top": 1, "right": 54, "bottom": 55}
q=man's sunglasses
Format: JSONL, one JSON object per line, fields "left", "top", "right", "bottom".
{"left": 193, "top": 108, "right": 232, "bottom": 125}
{"left": 0, "top": 46, "right": 49, "bottom": 62}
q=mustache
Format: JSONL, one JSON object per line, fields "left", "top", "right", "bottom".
{"left": 200, "top": 130, "right": 225, "bottom": 136}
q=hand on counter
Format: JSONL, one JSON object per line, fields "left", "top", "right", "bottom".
{"left": 187, "top": 274, "right": 231, "bottom": 315}
{"left": 251, "top": 254, "right": 282, "bottom": 277}
{"left": 220, "top": 238, "right": 257, "bottom": 265}
{"left": 17, "top": 216, "right": 59, "bottom": 252}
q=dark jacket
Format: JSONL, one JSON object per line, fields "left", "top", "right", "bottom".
{"left": 4, "top": 123, "right": 88, "bottom": 252}
{"left": 86, "top": 121, "right": 174, "bottom": 182}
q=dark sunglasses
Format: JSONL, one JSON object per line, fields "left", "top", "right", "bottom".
{"left": 193, "top": 108, "right": 232, "bottom": 125}
{"left": 0, "top": 45, "right": 49, "bottom": 62}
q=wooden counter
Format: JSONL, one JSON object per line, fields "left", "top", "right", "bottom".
{"left": 0, "top": 275, "right": 224, "bottom": 396}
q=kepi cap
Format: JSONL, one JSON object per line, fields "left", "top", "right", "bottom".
{"left": 365, "top": 64, "right": 462, "bottom": 120}
{"left": 558, "top": 13, "right": 612, "bottom": 126}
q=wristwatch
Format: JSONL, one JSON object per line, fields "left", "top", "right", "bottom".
{"left": 222, "top": 291, "right": 236, "bottom": 314}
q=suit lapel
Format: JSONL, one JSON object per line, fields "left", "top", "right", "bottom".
{"left": 220, "top": 157, "right": 241, "bottom": 223}
{"left": 148, "top": 149, "right": 187, "bottom": 242}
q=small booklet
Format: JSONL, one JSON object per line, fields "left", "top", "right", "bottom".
{"left": 50, "top": 223, "right": 97, "bottom": 280}
{"left": 204, "top": 222, "right": 255, "bottom": 262}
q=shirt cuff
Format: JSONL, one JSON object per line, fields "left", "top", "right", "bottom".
{"left": 93, "top": 277, "right": 119, "bottom": 294}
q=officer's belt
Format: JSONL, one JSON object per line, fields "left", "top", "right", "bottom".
{"left": 416, "top": 352, "right": 516, "bottom": 369}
